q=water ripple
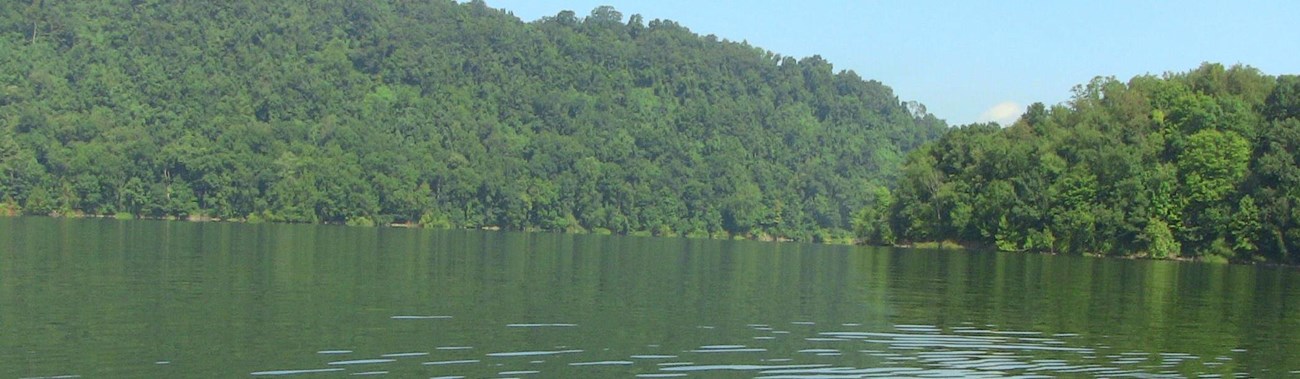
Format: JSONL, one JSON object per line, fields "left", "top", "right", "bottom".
{"left": 630, "top": 354, "right": 678, "bottom": 359}
{"left": 661, "top": 364, "right": 833, "bottom": 372}
{"left": 690, "top": 347, "right": 767, "bottom": 353}
{"left": 379, "top": 352, "right": 428, "bottom": 358}
{"left": 251, "top": 368, "right": 345, "bottom": 376}
{"left": 262, "top": 320, "right": 1235, "bottom": 378}
{"left": 569, "top": 360, "right": 635, "bottom": 366}
{"left": 424, "top": 359, "right": 480, "bottom": 365}
{"left": 487, "top": 349, "right": 584, "bottom": 357}
{"left": 327, "top": 359, "right": 396, "bottom": 365}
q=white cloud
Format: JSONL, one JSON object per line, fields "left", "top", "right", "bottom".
{"left": 976, "top": 101, "right": 1022, "bottom": 126}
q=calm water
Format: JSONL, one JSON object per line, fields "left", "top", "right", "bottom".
{"left": 2, "top": 218, "right": 1299, "bottom": 378}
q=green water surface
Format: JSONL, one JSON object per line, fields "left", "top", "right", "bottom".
{"left": 2, "top": 217, "right": 1298, "bottom": 377}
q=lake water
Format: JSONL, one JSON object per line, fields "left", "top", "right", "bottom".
{"left": 2, "top": 217, "right": 1299, "bottom": 378}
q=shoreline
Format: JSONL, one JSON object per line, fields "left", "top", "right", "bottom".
{"left": 3, "top": 211, "right": 830, "bottom": 242}
{"left": 1, "top": 213, "right": 1266, "bottom": 266}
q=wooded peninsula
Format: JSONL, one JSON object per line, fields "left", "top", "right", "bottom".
{"left": 1, "top": 1, "right": 1297, "bottom": 264}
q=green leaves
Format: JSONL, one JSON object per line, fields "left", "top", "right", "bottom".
{"left": 888, "top": 63, "right": 1294, "bottom": 263}
{"left": 1265, "top": 75, "right": 1300, "bottom": 121}
{"left": 1177, "top": 129, "right": 1249, "bottom": 205}
{"left": 0, "top": 2, "right": 944, "bottom": 240}
{"left": 1142, "top": 218, "right": 1180, "bottom": 259}
{"left": 851, "top": 185, "right": 895, "bottom": 245}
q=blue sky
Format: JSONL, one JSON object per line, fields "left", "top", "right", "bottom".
{"left": 482, "top": 0, "right": 1298, "bottom": 125}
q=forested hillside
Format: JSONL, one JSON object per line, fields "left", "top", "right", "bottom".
{"left": 0, "top": 1, "right": 946, "bottom": 240}
{"left": 863, "top": 64, "right": 1300, "bottom": 263}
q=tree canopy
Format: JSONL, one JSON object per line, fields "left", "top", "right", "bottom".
{"left": 872, "top": 63, "right": 1300, "bottom": 264}
{"left": 0, "top": 1, "right": 945, "bottom": 241}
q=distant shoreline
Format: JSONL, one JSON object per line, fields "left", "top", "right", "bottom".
{"left": 2, "top": 213, "right": 1261, "bottom": 266}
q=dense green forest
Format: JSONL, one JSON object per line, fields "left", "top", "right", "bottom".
{"left": 7, "top": 2, "right": 1294, "bottom": 263}
{"left": 0, "top": 1, "right": 946, "bottom": 240}
{"left": 862, "top": 64, "right": 1300, "bottom": 264}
